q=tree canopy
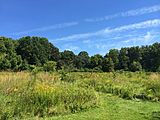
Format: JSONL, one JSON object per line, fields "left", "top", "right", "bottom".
{"left": 0, "top": 36, "right": 160, "bottom": 72}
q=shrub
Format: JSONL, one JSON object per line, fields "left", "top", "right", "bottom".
{"left": 59, "top": 70, "right": 76, "bottom": 83}
{"left": 43, "top": 61, "right": 57, "bottom": 72}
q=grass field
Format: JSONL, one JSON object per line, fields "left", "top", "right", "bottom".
{"left": 43, "top": 94, "right": 160, "bottom": 120}
{"left": 0, "top": 71, "right": 160, "bottom": 120}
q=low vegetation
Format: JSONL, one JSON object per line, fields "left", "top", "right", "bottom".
{"left": 0, "top": 71, "right": 160, "bottom": 119}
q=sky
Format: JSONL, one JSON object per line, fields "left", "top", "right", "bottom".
{"left": 0, "top": 0, "right": 160, "bottom": 56}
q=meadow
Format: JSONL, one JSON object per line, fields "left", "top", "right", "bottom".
{"left": 0, "top": 71, "right": 160, "bottom": 120}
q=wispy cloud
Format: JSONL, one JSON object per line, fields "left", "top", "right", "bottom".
{"left": 9, "top": 5, "right": 160, "bottom": 37}
{"left": 103, "top": 19, "right": 160, "bottom": 33}
{"left": 89, "top": 31, "right": 160, "bottom": 55}
{"left": 85, "top": 5, "right": 160, "bottom": 22}
{"left": 54, "top": 19, "right": 160, "bottom": 42}
{"left": 62, "top": 43, "right": 80, "bottom": 52}
{"left": 122, "top": 31, "right": 159, "bottom": 44}
{"left": 11, "top": 22, "right": 78, "bottom": 36}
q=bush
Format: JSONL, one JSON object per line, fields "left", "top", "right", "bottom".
{"left": 43, "top": 61, "right": 57, "bottom": 72}
{"left": 60, "top": 72, "right": 76, "bottom": 83}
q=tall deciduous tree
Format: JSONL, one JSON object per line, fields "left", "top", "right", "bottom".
{"left": 0, "top": 37, "right": 22, "bottom": 71}
{"left": 119, "top": 48, "right": 129, "bottom": 71}
{"left": 75, "top": 51, "right": 90, "bottom": 69}
{"left": 102, "top": 58, "right": 114, "bottom": 72}
{"left": 89, "top": 54, "right": 103, "bottom": 69}
{"left": 58, "top": 50, "right": 76, "bottom": 69}
{"left": 130, "top": 61, "right": 142, "bottom": 72}
{"left": 105, "top": 49, "right": 119, "bottom": 70}
{"left": 16, "top": 36, "right": 59, "bottom": 66}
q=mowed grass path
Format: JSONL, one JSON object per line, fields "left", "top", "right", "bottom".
{"left": 41, "top": 94, "right": 160, "bottom": 120}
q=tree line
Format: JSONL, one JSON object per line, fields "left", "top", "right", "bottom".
{"left": 0, "top": 36, "right": 160, "bottom": 72}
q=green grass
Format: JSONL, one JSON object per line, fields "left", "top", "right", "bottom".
{"left": 42, "top": 94, "right": 160, "bottom": 120}
{"left": 0, "top": 72, "right": 160, "bottom": 120}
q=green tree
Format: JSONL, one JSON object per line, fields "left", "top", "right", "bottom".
{"left": 0, "top": 37, "right": 22, "bottom": 71}
{"left": 49, "top": 43, "right": 60, "bottom": 62}
{"left": 59, "top": 50, "right": 76, "bottom": 70}
{"left": 105, "top": 49, "right": 119, "bottom": 70}
{"left": 119, "top": 48, "right": 129, "bottom": 71}
{"left": 89, "top": 54, "right": 103, "bottom": 70}
{"left": 141, "top": 43, "right": 160, "bottom": 71}
{"left": 128, "top": 46, "right": 142, "bottom": 62}
{"left": 102, "top": 58, "right": 114, "bottom": 72}
{"left": 43, "top": 61, "right": 57, "bottom": 72}
{"left": 130, "top": 61, "right": 142, "bottom": 72}
{"left": 75, "top": 51, "right": 90, "bottom": 69}
{"left": 16, "top": 36, "right": 59, "bottom": 66}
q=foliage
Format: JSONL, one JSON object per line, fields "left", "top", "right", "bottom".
{"left": 130, "top": 61, "right": 142, "bottom": 72}
{"left": 43, "top": 61, "right": 57, "bottom": 72}
{"left": 0, "top": 37, "right": 23, "bottom": 71}
{"left": 74, "top": 51, "right": 90, "bottom": 69}
{"left": 0, "top": 72, "right": 99, "bottom": 119}
{"left": 0, "top": 72, "right": 160, "bottom": 119}
{"left": 102, "top": 58, "right": 114, "bottom": 72}
{"left": 89, "top": 54, "right": 103, "bottom": 69}
{"left": 16, "top": 36, "right": 59, "bottom": 66}
{"left": 0, "top": 36, "right": 160, "bottom": 72}
{"left": 13, "top": 84, "right": 98, "bottom": 118}
{"left": 75, "top": 72, "right": 160, "bottom": 101}
{"left": 105, "top": 49, "right": 119, "bottom": 70}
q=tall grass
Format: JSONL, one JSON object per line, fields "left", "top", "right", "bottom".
{"left": 0, "top": 72, "right": 99, "bottom": 119}
{"left": 75, "top": 72, "right": 160, "bottom": 101}
{"left": 0, "top": 71, "right": 160, "bottom": 119}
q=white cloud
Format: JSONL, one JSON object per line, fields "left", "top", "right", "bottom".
{"left": 92, "top": 31, "right": 159, "bottom": 55}
{"left": 66, "top": 46, "right": 80, "bottom": 51}
{"left": 85, "top": 5, "right": 160, "bottom": 22}
{"left": 63, "top": 44, "right": 80, "bottom": 52}
{"left": 121, "top": 5, "right": 160, "bottom": 16}
{"left": 82, "top": 39, "right": 91, "bottom": 44}
{"left": 52, "top": 31, "right": 99, "bottom": 42}
{"left": 9, "top": 5, "right": 160, "bottom": 37}
{"left": 144, "top": 32, "right": 152, "bottom": 41}
{"left": 103, "top": 19, "right": 160, "bottom": 33}
{"left": 11, "top": 22, "right": 78, "bottom": 36}
{"left": 54, "top": 19, "right": 160, "bottom": 42}
{"left": 122, "top": 31, "right": 159, "bottom": 45}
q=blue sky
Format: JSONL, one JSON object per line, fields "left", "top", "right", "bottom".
{"left": 0, "top": 0, "right": 160, "bottom": 55}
